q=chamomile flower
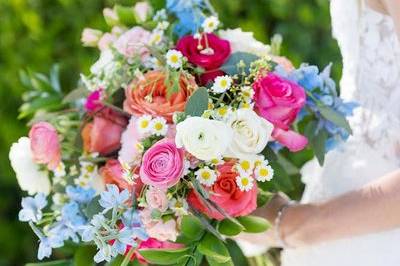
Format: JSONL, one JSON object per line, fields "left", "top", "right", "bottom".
{"left": 165, "top": 49, "right": 183, "bottom": 69}
{"left": 211, "top": 75, "right": 232, "bottom": 93}
{"left": 236, "top": 174, "right": 254, "bottom": 192}
{"left": 53, "top": 162, "right": 66, "bottom": 178}
{"left": 213, "top": 105, "right": 232, "bottom": 120}
{"left": 149, "top": 57, "right": 163, "bottom": 70}
{"left": 169, "top": 198, "right": 189, "bottom": 216}
{"left": 195, "top": 167, "right": 217, "bottom": 186}
{"left": 236, "top": 159, "right": 254, "bottom": 174}
{"left": 208, "top": 157, "right": 224, "bottom": 166}
{"left": 151, "top": 117, "right": 168, "bottom": 136}
{"left": 254, "top": 163, "right": 274, "bottom": 182}
{"left": 202, "top": 16, "right": 220, "bottom": 33}
{"left": 136, "top": 115, "right": 153, "bottom": 135}
{"left": 150, "top": 31, "right": 163, "bottom": 45}
{"left": 240, "top": 86, "right": 255, "bottom": 100}
{"left": 239, "top": 101, "right": 254, "bottom": 109}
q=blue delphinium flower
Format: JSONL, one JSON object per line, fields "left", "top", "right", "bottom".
{"left": 99, "top": 184, "right": 130, "bottom": 211}
{"left": 62, "top": 201, "right": 86, "bottom": 227}
{"left": 66, "top": 185, "right": 96, "bottom": 204}
{"left": 37, "top": 233, "right": 64, "bottom": 260}
{"left": 122, "top": 210, "right": 148, "bottom": 240}
{"left": 19, "top": 193, "right": 47, "bottom": 223}
{"left": 166, "top": 0, "right": 208, "bottom": 36}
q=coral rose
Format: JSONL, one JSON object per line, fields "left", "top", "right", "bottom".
{"left": 124, "top": 71, "right": 197, "bottom": 123}
{"left": 81, "top": 108, "right": 128, "bottom": 155}
{"left": 188, "top": 161, "right": 257, "bottom": 220}
{"left": 29, "top": 122, "right": 61, "bottom": 170}
{"left": 253, "top": 73, "right": 308, "bottom": 152}
{"left": 140, "top": 139, "right": 185, "bottom": 189}
{"left": 100, "top": 159, "right": 143, "bottom": 196}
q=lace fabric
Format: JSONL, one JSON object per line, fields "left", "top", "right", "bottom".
{"left": 281, "top": 1, "right": 400, "bottom": 265}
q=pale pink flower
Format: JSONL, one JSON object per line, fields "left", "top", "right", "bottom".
{"left": 118, "top": 117, "right": 144, "bottom": 165}
{"left": 145, "top": 186, "right": 168, "bottom": 212}
{"left": 114, "top": 26, "right": 151, "bottom": 60}
{"left": 98, "top": 33, "right": 117, "bottom": 51}
{"left": 140, "top": 209, "right": 179, "bottom": 242}
{"left": 81, "top": 28, "right": 102, "bottom": 47}
{"left": 29, "top": 122, "right": 61, "bottom": 170}
{"left": 134, "top": 2, "right": 152, "bottom": 23}
{"left": 103, "top": 8, "right": 119, "bottom": 26}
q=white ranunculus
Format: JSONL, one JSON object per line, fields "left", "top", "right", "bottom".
{"left": 224, "top": 109, "right": 274, "bottom": 159}
{"left": 9, "top": 137, "right": 51, "bottom": 195}
{"left": 175, "top": 117, "right": 233, "bottom": 161}
{"left": 219, "top": 28, "right": 271, "bottom": 57}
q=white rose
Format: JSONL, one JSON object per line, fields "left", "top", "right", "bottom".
{"left": 219, "top": 28, "right": 271, "bottom": 57}
{"left": 224, "top": 109, "right": 273, "bottom": 159}
{"left": 9, "top": 137, "right": 51, "bottom": 195}
{"left": 175, "top": 117, "right": 233, "bottom": 161}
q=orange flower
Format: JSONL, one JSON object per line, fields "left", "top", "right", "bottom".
{"left": 123, "top": 71, "right": 197, "bottom": 123}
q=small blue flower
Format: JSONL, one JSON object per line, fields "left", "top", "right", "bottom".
{"left": 37, "top": 234, "right": 64, "bottom": 260}
{"left": 112, "top": 227, "right": 138, "bottom": 255}
{"left": 167, "top": 0, "right": 207, "bottom": 36}
{"left": 81, "top": 214, "right": 106, "bottom": 242}
{"left": 320, "top": 95, "right": 334, "bottom": 106}
{"left": 66, "top": 185, "right": 96, "bottom": 204}
{"left": 94, "top": 244, "right": 117, "bottom": 263}
{"left": 289, "top": 64, "right": 323, "bottom": 91}
{"left": 61, "top": 201, "right": 86, "bottom": 227}
{"left": 99, "top": 184, "right": 130, "bottom": 211}
{"left": 122, "top": 210, "right": 148, "bottom": 241}
{"left": 19, "top": 193, "right": 47, "bottom": 223}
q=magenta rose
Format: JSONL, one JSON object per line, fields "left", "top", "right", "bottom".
{"left": 140, "top": 139, "right": 185, "bottom": 189}
{"left": 29, "top": 122, "right": 61, "bottom": 170}
{"left": 253, "top": 73, "right": 308, "bottom": 152}
{"left": 176, "top": 33, "right": 231, "bottom": 70}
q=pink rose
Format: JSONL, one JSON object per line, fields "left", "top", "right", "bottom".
{"left": 29, "top": 122, "right": 61, "bottom": 170}
{"left": 176, "top": 33, "right": 231, "bottom": 70}
{"left": 188, "top": 161, "right": 257, "bottom": 220}
{"left": 114, "top": 26, "right": 151, "bottom": 60}
{"left": 145, "top": 186, "right": 168, "bottom": 212}
{"left": 140, "top": 209, "right": 179, "bottom": 241}
{"left": 253, "top": 73, "right": 308, "bottom": 152}
{"left": 140, "top": 139, "right": 184, "bottom": 189}
{"left": 84, "top": 89, "right": 103, "bottom": 112}
{"left": 81, "top": 108, "right": 128, "bottom": 155}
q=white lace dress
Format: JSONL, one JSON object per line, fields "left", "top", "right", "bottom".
{"left": 282, "top": 0, "right": 400, "bottom": 265}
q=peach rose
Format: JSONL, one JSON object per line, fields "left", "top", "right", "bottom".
{"left": 123, "top": 71, "right": 197, "bottom": 123}
{"left": 81, "top": 108, "right": 128, "bottom": 155}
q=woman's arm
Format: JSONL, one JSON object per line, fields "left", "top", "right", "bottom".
{"left": 279, "top": 169, "right": 400, "bottom": 247}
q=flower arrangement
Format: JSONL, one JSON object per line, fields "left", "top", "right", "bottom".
{"left": 9, "top": 0, "right": 357, "bottom": 265}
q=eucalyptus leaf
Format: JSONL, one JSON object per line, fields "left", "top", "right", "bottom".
{"left": 198, "top": 233, "right": 233, "bottom": 265}
{"left": 185, "top": 87, "right": 209, "bottom": 117}
{"left": 317, "top": 105, "right": 352, "bottom": 134}
{"left": 83, "top": 195, "right": 102, "bottom": 219}
{"left": 220, "top": 52, "right": 259, "bottom": 76}
{"left": 217, "top": 219, "right": 244, "bottom": 236}
{"left": 311, "top": 128, "right": 328, "bottom": 166}
{"left": 181, "top": 215, "right": 205, "bottom": 241}
{"left": 225, "top": 239, "right": 249, "bottom": 266}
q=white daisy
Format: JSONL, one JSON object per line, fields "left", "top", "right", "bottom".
{"left": 53, "top": 162, "right": 66, "bottom": 178}
{"left": 211, "top": 75, "right": 232, "bottom": 93}
{"left": 165, "top": 49, "right": 183, "bottom": 69}
{"left": 208, "top": 157, "right": 224, "bottom": 166}
{"left": 240, "top": 86, "right": 255, "bottom": 100}
{"left": 195, "top": 167, "right": 217, "bottom": 186}
{"left": 212, "top": 105, "right": 232, "bottom": 120}
{"left": 150, "top": 31, "right": 163, "bottom": 45}
{"left": 236, "top": 158, "right": 254, "bottom": 174}
{"left": 254, "top": 163, "right": 274, "bottom": 182}
{"left": 169, "top": 198, "right": 189, "bottom": 216}
{"left": 236, "top": 174, "right": 254, "bottom": 192}
{"left": 151, "top": 117, "right": 168, "bottom": 136}
{"left": 136, "top": 115, "right": 153, "bottom": 135}
{"left": 202, "top": 16, "right": 220, "bottom": 33}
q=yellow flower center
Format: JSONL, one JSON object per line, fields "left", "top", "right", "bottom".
{"left": 218, "top": 107, "right": 228, "bottom": 116}
{"left": 210, "top": 158, "right": 219, "bottom": 164}
{"left": 154, "top": 122, "right": 163, "bottom": 131}
{"left": 241, "top": 178, "right": 249, "bottom": 186}
{"left": 240, "top": 160, "right": 251, "bottom": 171}
{"left": 170, "top": 54, "right": 179, "bottom": 63}
{"left": 208, "top": 22, "right": 214, "bottom": 28}
{"left": 201, "top": 171, "right": 211, "bottom": 180}
{"left": 85, "top": 165, "right": 95, "bottom": 173}
{"left": 140, "top": 120, "right": 149, "bottom": 128}
{"left": 220, "top": 79, "right": 228, "bottom": 87}
{"left": 259, "top": 168, "right": 269, "bottom": 177}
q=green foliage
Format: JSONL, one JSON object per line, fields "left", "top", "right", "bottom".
{"left": 220, "top": 52, "right": 259, "bottom": 75}
{"left": 185, "top": 87, "right": 209, "bottom": 117}
{"left": 237, "top": 215, "right": 272, "bottom": 233}
{"left": 0, "top": 0, "right": 340, "bottom": 264}
{"left": 139, "top": 247, "right": 192, "bottom": 265}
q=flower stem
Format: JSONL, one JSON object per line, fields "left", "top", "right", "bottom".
{"left": 121, "top": 246, "right": 137, "bottom": 266}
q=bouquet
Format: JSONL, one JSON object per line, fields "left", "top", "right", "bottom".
{"left": 9, "top": 0, "right": 357, "bottom": 265}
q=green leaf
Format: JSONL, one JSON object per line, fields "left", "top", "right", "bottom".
{"left": 311, "top": 129, "right": 328, "bottom": 166}
{"left": 114, "top": 5, "right": 136, "bottom": 26}
{"left": 25, "top": 260, "right": 72, "bottom": 266}
{"left": 317, "top": 105, "right": 352, "bottom": 134}
{"left": 261, "top": 145, "right": 278, "bottom": 162}
{"left": 83, "top": 195, "right": 102, "bottom": 219}
{"left": 269, "top": 161, "right": 293, "bottom": 192}
{"left": 63, "top": 86, "right": 88, "bottom": 104}
{"left": 49, "top": 64, "right": 61, "bottom": 93}
{"left": 18, "top": 95, "right": 63, "bottom": 119}
{"left": 220, "top": 52, "right": 259, "bottom": 76}
{"left": 74, "top": 245, "right": 96, "bottom": 266}
{"left": 237, "top": 215, "right": 271, "bottom": 233}
{"left": 198, "top": 233, "right": 233, "bottom": 265}
{"left": 139, "top": 247, "right": 191, "bottom": 265}
{"left": 217, "top": 219, "right": 244, "bottom": 236}
{"left": 185, "top": 87, "right": 209, "bottom": 117}
{"left": 225, "top": 239, "right": 249, "bottom": 266}
{"left": 181, "top": 215, "right": 205, "bottom": 241}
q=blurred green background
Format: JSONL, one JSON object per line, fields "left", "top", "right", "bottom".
{"left": 0, "top": 0, "right": 340, "bottom": 265}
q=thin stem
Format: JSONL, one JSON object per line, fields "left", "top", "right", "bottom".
{"left": 121, "top": 246, "right": 137, "bottom": 266}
